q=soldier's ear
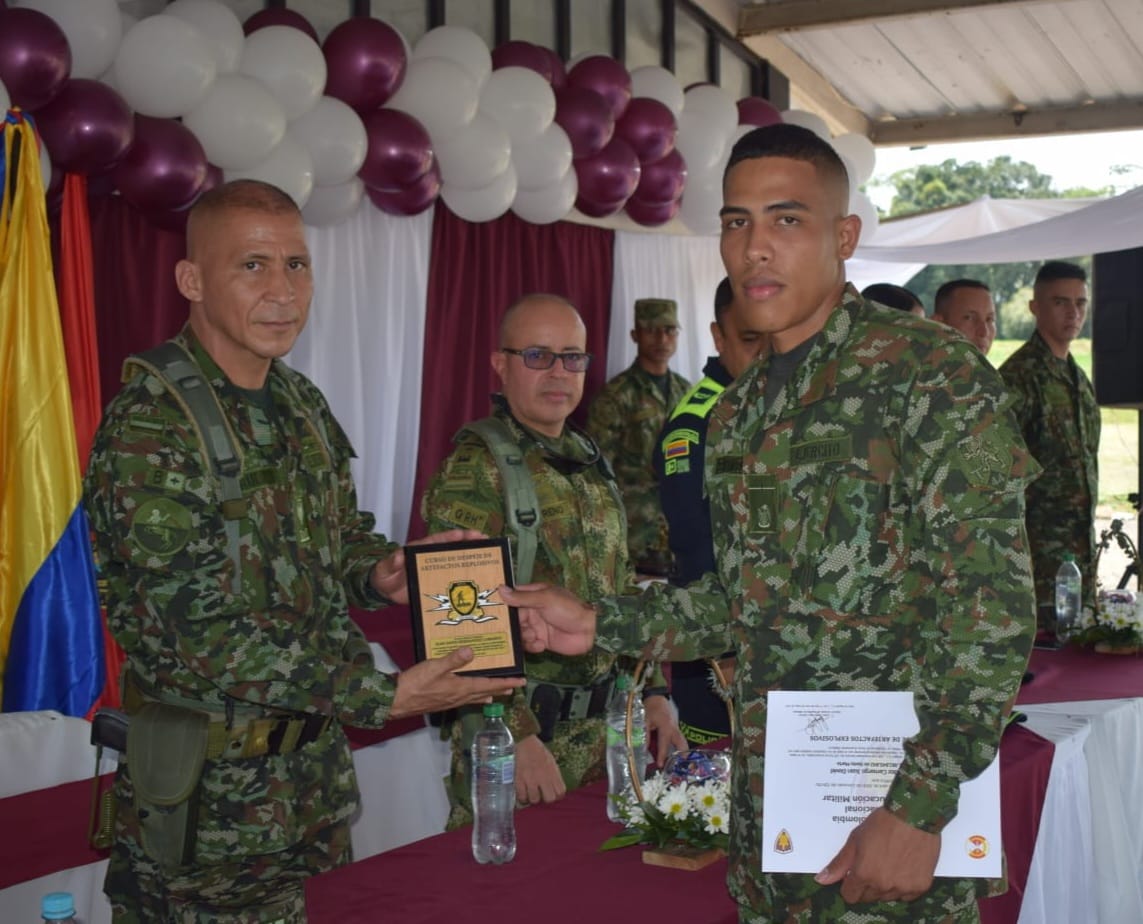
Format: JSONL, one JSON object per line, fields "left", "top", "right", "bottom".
{"left": 175, "top": 259, "right": 203, "bottom": 303}
{"left": 490, "top": 349, "right": 507, "bottom": 383}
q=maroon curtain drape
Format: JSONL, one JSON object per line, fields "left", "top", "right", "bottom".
{"left": 408, "top": 203, "right": 615, "bottom": 538}
{"left": 87, "top": 196, "right": 187, "bottom": 406}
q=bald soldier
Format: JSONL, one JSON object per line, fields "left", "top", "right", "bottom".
{"left": 84, "top": 179, "right": 521, "bottom": 922}
{"left": 422, "top": 294, "right": 684, "bottom": 827}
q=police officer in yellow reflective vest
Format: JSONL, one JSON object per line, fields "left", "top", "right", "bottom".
{"left": 652, "top": 278, "right": 767, "bottom": 744}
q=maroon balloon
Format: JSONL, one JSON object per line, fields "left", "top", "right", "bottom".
{"left": 574, "top": 192, "right": 626, "bottom": 219}
{"left": 574, "top": 136, "right": 640, "bottom": 209}
{"left": 243, "top": 8, "right": 320, "bottom": 44}
{"left": 615, "top": 97, "right": 677, "bottom": 165}
{"left": 366, "top": 160, "right": 441, "bottom": 217}
{"left": 554, "top": 86, "right": 614, "bottom": 161}
{"left": 199, "top": 163, "right": 225, "bottom": 196}
{"left": 625, "top": 196, "right": 680, "bottom": 227}
{"left": 358, "top": 108, "right": 433, "bottom": 191}
{"left": 737, "top": 96, "right": 783, "bottom": 128}
{"left": 631, "top": 148, "right": 687, "bottom": 205}
{"left": 113, "top": 115, "right": 208, "bottom": 214}
{"left": 34, "top": 79, "right": 133, "bottom": 175}
{"left": 0, "top": 8, "right": 71, "bottom": 111}
{"left": 323, "top": 17, "right": 407, "bottom": 113}
{"left": 545, "top": 48, "right": 567, "bottom": 90}
{"left": 491, "top": 41, "right": 552, "bottom": 82}
{"left": 567, "top": 55, "right": 631, "bottom": 121}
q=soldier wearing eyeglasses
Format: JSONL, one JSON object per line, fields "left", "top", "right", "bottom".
{"left": 422, "top": 293, "right": 684, "bottom": 828}
{"left": 587, "top": 299, "right": 692, "bottom": 577}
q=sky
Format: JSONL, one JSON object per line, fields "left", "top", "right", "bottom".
{"left": 865, "top": 127, "right": 1143, "bottom": 211}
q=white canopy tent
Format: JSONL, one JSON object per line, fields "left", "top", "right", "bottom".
{"left": 847, "top": 188, "right": 1143, "bottom": 290}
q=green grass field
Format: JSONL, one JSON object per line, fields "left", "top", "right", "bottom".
{"left": 991, "top": 338, "right": 1139, "bottom": 508}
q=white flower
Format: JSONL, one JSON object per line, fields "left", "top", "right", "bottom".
{"left": 625, "top": 803, "right": 647, "bottom": 827}
{"left": 690, "top": 779, "right": 725, "bottom": 812}
{"left": 657, "top": 784, "right": 690, "bottom": 820}
{"left": 640, "top": 773, "right": 667, "bottom": 805}
{"left": 703, "top": 807, "right": 729, "bottom": 835}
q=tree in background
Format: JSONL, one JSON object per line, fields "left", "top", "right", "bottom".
{"left": 869, "top": 156, "right": 1108, "bottom": 337}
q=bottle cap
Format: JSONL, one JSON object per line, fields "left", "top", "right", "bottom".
{"left": 42, "top": 892, "right": 76, "bottom": 920}
{"left": 1063, "top": 553, "right": 1075, "bottom": 563}
{"left": 483, "top": 702, "right": 505, "bottom": 717}
{"left": 615, "top": 674, "right": 631, "bottom": 692}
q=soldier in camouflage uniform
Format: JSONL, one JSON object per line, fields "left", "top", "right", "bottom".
{"left": 422, "top": 294, "right": 683, "bottom": 828}
{"left": 587, "top": 298, "right": 691, "bottom": 576}
{"left": 999, "top": 261, "right": 1100, "bottom": 622}
{"left": 505, "top": 126, "right": 1038, "bottom": 924}
{"left": 84, "top": 180, "right": 521, "bottom": 923}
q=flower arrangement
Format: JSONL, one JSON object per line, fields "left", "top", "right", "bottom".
{"left": 1076, "top": 518, "right": 1142, "bottom": 653}
{"left": 601, "top": 749, "right": 731, "bottom": 854}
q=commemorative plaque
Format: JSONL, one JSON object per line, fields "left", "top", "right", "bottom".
{"left": 405, "top": 537, "right": 524, "bottom": 677}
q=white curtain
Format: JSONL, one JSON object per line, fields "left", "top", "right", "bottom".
{"left": 608, "top": 228, "right": 727, "bottom": 384}
{"left": 289, "top": 204, "right": 434, "bottom": 543}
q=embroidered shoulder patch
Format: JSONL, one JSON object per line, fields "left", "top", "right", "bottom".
{"left": 130, "top": 497, "right": 193, "bottom": 558}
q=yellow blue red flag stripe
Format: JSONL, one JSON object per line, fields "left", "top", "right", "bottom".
{"left": 0, "top": 111, "right": 103, "bottom": 715}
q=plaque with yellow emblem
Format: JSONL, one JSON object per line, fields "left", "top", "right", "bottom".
{"left": 405, "top": 537, "right": 524, "bottom": 677}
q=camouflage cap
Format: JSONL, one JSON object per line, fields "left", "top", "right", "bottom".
{"left": 634, "top": 298, "right": 679, "bottom": 328}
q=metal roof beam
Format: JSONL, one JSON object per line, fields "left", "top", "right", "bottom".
{"left": 870, "top": 100, "right": 1143, "bottom": 145}
{"left": 739, "top": 0, "right": 1030, "bottom": 35}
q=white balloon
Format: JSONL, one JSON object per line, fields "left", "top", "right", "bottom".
{"left": 387, "top": 56, "right": 478, "bottom": 144}
{"left": 678, "top": 169, "right": 722, "bottom": 236}
{"left": 831, "top": 132, "right": 877, "bottom": 186}
{"left": 675, "top": 108, "right": 731, "bottom": 174}
{"left": 512, "top": 168, "right": 577, "bottom": 225}
{"left": 184, "top": 74, "right": 286, "bottom": 170}
{"left": 849, "top": 190, "right": 879, "bottom": 240}
{"left": 302, "top": 178, "right": 365, "bottom": 227}
{"left": 436, "top": 112, "right": 511, "bottom": 191}
{"left": 781, "top": 109, "right": 831, "bottom": 141}
{"left": 836, "top": 151, "right": 858, "bottom": 190}
{"left": 226, "top": 136, "right": 314, "bottom": 208}
{"left": 479, "top": 67, "right": 555, "bottom": 145}
{"left": 240, "top": 26, "right": 327, "bottom": 120}
{"left": 512, "top": 122, "right": 573, "bottom": 191}
{"left": 441, "top": 162, "right": 517, "bottom": 223}
{"left": 15, "top": 0, "right": 122, "bottom": 79}
{"left": 165, "top": 0, "right": 244, "bottom": 74}
{"left": 683, "top": 84, "right": 737, "bottom": 142}
{"left": 414, "top": 25, "right": 491, "bottom": 88}
{"left": 113, "top": 15, "right": 217, "bottom": 118}
{"left": 629, "top": 65, "right": 684, "bottom": 116}
{"left": 287, "top": 96, "right": 367, "bottom": 187}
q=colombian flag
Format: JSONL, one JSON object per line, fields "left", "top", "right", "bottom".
{"left": 0, "top": 112, "right": 104, "bottom": 715}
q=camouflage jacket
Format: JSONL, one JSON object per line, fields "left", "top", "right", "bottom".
{"left": 593, "top": 289, "right": 1038, "bottom": 921}
{"left": 85, "top": 327, "right": 399, "bottom": 858}
{"left": 999, "top": 331, "right": 1100, "bottom": 609}
{"left": 421, "top": 400, "right": 657, "bottom": 743}
{"left": 587, "top": 361, "right": 691, "bottom": 571}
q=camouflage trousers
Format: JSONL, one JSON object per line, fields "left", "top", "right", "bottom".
{"left": 444, "top": 714, "right": 607, "bottom": 830}
{"left": 105, "top": 768, "right": 353, "bottom": 923}
{"left": 735, "top": 879, "right": 982, "bottom": 924}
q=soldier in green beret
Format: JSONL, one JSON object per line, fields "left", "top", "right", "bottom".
{"left": 422, "top": 294, "right": 684, "bottom": 828}
{"left": 84, "top": 180, "right": 522, "bottom": 922}
{"left": 505, "top": 125, "right": 1038, "bottom": 924}
{"left": 587, "top": 297, "right": 692, "bottom": 576}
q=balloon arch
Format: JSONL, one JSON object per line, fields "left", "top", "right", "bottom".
{"left": 0, "top": 0, "right": 879, "bottom": 234}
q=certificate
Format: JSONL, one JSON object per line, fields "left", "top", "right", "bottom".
{"left": 405, "top": 537, "right": 525, "bottom": 678}
{"left": 762, "top": 690, "right": 1001, "bottom": 878}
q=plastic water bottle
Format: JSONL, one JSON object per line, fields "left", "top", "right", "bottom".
{"left": 41, "top": 892, "right": 78, "bottom": 922}
{"left": 471, "top": 702, "right": 516, "bottom": 864}
{"left": 1055, "top": 553, "right": 1082, "bottom": 642}
{"left": 606, "top": 674, "right": 651, "bottom": 822}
